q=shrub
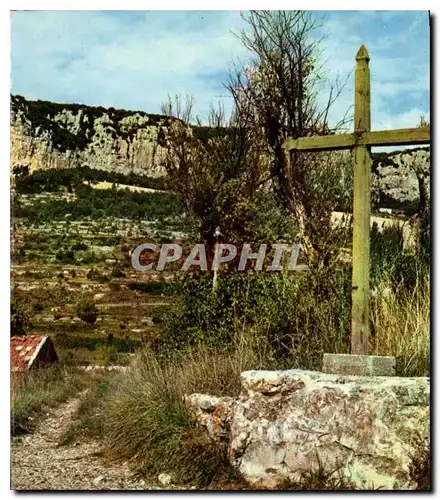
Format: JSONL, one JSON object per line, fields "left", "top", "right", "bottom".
{"left": 76, "top": 250, "right": 98, "bottom": 265}
{"left": 86, "top": 268, "right": 102, "bottom": 281}
{"left": 55, "top": 248, "right": 75, "bottom": 264}
{"left": 163, "top": 266, "right": 351, "bottom": 370}
{"left": 110, "top": 265, "right": 125, "bottom": 279}
{"left": 71, "top": 241, "right": 89, "bottom": 251}
{"left": 76, "top": 296, "right": 98, "bottom": 325}
{"left": 11, "top": 297, "right": 31, "bottom": 336}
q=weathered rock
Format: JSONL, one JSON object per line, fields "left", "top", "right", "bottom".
{"left": 184, "top": 393, "right": 234, "bottom": 442}
{"left": 186, "top": 370, "right": 429, "bottom": 490}
{"left": 158, "top": 473, "right": 173, "bottom": 486}
{"left": 10, "top": 95, "right": 174, "bottom": 177}
{"left": 372, "top": 148, "right": 430, "bottom": 209}
{"left": 10, "top": 96, "right": 430, "bottom": 212}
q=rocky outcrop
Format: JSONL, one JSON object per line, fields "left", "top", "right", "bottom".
{"left": 372, "top": 148, "right": 430, "bottom": 211}
{"left": 186, "top": 370, "right": 430, "bottom": 490}
{"left": 10, "top": 95, "right": 176, "bottom": 177}
{"left": 10, "top": 95, "right": 430, "bottom": 211}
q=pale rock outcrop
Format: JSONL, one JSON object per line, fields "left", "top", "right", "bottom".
{"left": 372, "top": 147, "right": 430, "bottom": 209}
{"left": 10, "top": 96, "right": 430, "bottom": 211}
{"left": 10, "top": 95, "right": 173, "bottom": 177}
{"left": 186, "top": 370, "right": 429, "bottom": 490}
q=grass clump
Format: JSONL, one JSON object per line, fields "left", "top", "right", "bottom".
{"left": 103, "top": 350, "right": 233, "bottom": 486}
{"left": 11, "top": 364, "right": 88, "bottom": 435}
{"left": 371, "top": 273, "right": 430, "bottom": 376}
{"left": 63, "top": 343, "right": 269, "bottom": 486}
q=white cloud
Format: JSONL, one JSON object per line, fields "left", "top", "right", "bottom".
{"left": 11, "top": 10, "right": 430, "bottom": 131}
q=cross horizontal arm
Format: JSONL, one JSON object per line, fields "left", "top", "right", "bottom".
{"left": 284, "top": 127, "right": 430, "bottom": 152}
{"left": 367, "top": 127, "right": 430, "bottom": 148}
{"left": 284, "top": 133, "right": 355, "bottom": 151}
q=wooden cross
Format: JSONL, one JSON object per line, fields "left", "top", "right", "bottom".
{"left": 284, "top": 45, "right": 430, "bottom": 355}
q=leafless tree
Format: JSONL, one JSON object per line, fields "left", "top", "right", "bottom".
{"left": 160, "top": 95, "right": 272, "bottom": 266}
{"left": 227, "top": 10, "right": 352, "bottom": 263}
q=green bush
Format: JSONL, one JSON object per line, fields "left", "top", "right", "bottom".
{"left": 55, "top": 248, "right": 75, "bottom": 264}
{"left": 110, "top": 265, "right": 125, "bottom": 279}
{"left": 163, "top": 266, "right": 351, "bottom": 370}
{"left": 13, "top": 184, "right": 184, "bottom": 224}
{"left": 11, "top": 296, "right": 31, "bottom": 336}
{"left": 76, "top": 297, "right": 98, "bottom": 325}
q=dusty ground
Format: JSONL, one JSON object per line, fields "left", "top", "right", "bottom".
{"left": 11, "top": 392, "right": 175, "bottom": 491}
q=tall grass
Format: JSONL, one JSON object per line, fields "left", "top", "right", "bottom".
{"left": 103, "top": 349, "right": 238, "bottom": 486}
{"left": 11, "top": 364, "right": 88, "bottom": 435}
{"left": 371, "top": 272, "right": 430, "bottom": 376}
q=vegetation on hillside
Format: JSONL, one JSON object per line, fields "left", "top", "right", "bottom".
{"left": 13, "top": 164, "right": 169, "bottom": 193}
{"left": 13, "top": 183, "right": 183, "bottom": 223}
{"left": 10, "top": 10, "right": 430, "bottom": 492}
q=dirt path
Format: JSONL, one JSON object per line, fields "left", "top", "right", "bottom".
{"left": 11, "top": 393, "right": 165, "bottom": 491}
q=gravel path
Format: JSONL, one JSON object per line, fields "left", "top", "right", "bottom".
{"left": 11, "top": 393, "right": 166, "bottom": 491}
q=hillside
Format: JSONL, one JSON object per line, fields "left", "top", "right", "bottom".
{"left": 10, "top": 95, "right": 430, "bottom": 212}
{"left": 10, "top": 95, "right": 175, "bottom": 177}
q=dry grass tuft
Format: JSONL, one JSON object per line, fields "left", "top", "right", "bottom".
{"left": 11, "top": 364, "right": 88, "bottom": 435}
{"left": 371, "top": 273, "right": 430, "bottom": 376}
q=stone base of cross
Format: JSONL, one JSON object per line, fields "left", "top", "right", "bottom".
{"left": 284, "top": 45, "right": 430, "bottom": 372}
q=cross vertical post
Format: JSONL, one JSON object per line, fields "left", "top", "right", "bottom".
{"left": 283, "top": 43, "right": 430, "bottom": 374}
{"left": 351, "top": 45, "right": 371, "bottom": 354}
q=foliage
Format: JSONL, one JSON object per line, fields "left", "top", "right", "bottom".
{"left": 110, "top": 265, "right": 125, "bottom": 279}
{"left": 13, "top": 183, "right": 183, "bottom": 224}
{"left": 14, "top": 165, "right": 169, "bottom": 194}
{"left": 55, "top": 248, "right": 76, "bottom": 264}
{"left": 228, "top": 11, "right": 352, "bottom": 264}
{"left": 370, "top": 223, "right": 429, "bottom": 291}
{"left": 163, "top": 265, "right": 351, "bottom": 370}
{"left": 76, "top": 296, "right": 98, "bottom": 325}
{"left": 161, "top": 96, "right": 289, "bottom": 261}
{"left": 11, "top": 296, "right": 31, "bottom": 336}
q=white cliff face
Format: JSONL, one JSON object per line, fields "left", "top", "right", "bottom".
{"left": 372, "top": 148, "right": 430, "bottom": 209}
{"left": 10, "top": 95, "right": 172, "bottom": 177}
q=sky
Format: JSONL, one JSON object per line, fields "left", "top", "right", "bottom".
{"left": 10, "top": 10, "right": 430, "bottom": 138}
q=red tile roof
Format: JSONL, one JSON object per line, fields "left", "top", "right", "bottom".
{"left": 11, "top": 335, "right": 56, "bottom": 372}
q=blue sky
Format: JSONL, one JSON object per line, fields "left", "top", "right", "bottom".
{"left": 11, "top": 10, "right": 430, "bottom": 134}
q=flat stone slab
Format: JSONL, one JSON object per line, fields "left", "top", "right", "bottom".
{"left": 322, "top": 353, "right": 396, "bottom": 376}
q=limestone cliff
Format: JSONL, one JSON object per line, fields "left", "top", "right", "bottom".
{"left": 10, "top": 94, "right": 175, "bottom": 177}
{"left": 372, "top": 147, "right": 430, "bottom": 211}
{"left": 10, "top": 95, "right": 430, "bottom": 211}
